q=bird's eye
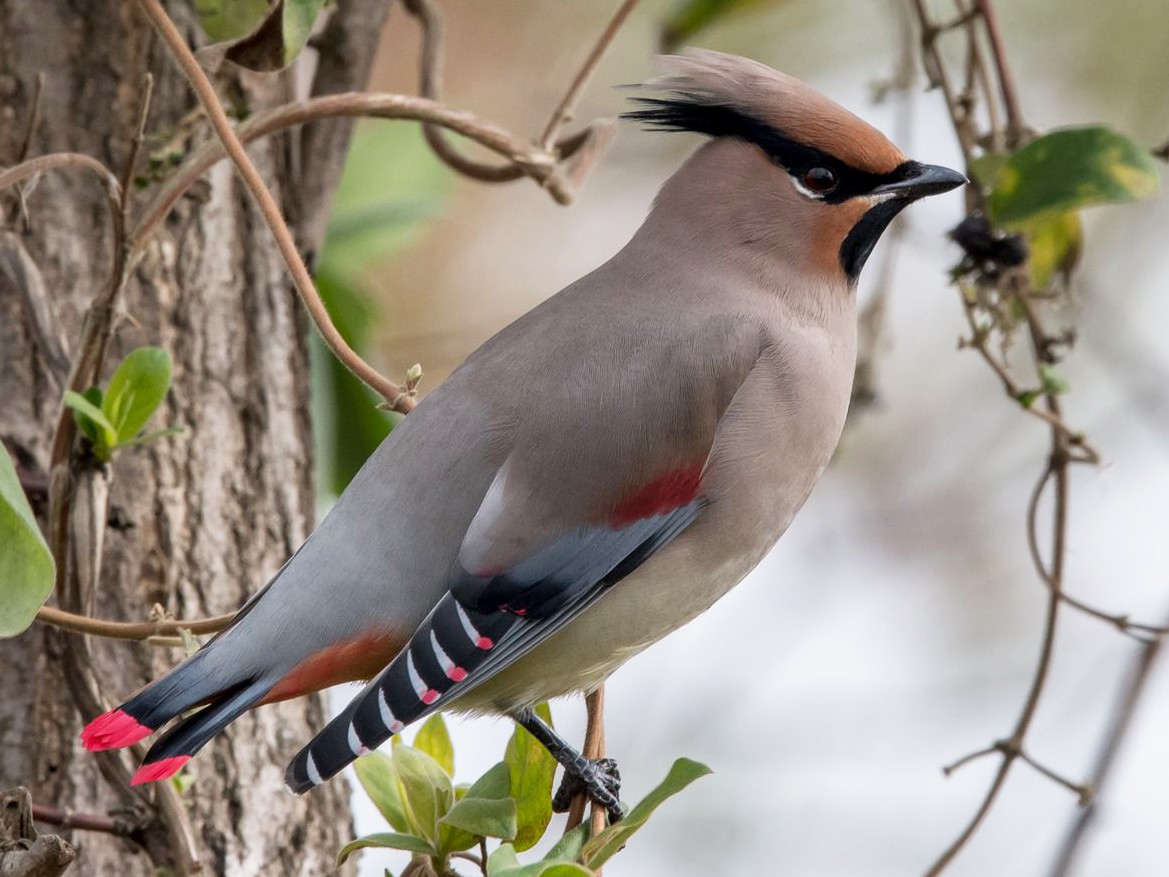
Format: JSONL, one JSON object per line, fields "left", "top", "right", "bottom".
{"left": 802, "top": 167, "right": 837, "bottom": 194}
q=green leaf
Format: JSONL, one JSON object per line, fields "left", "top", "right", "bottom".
{"left": 223, "top": 0, "right": 329, "bottom": 71}
{"left": 441, "top": 797, "right": 517, "bottom": 844}
{"left": 103, "top": 347, "right": 171, "bottom": 445}
{"left": 414, "top": 714, "right": 455, "bottom": 777}
{"left": 968, "top": 153, "right": 1009, "bottom": 190}
{"left": 486, "top": 844, "right": 595, "bottom": 877}
{"left": 193, "top": 0, "right": 270, "bottom": 42}
{"left": 0, "top": 444, "right": 56, "bottom": 637}
{"left": 504, "top": 703, "right": 557, "bottom": 852}
{"left": 661, "top": 0, "right": 788, "bottom": 50}
{"left": 543, "top": 822, "right": 590, "bottom": 863}
{"left": 63, "top": 390, "right": 117, "bottom": 460}
{"left": 988, "top": 126, "right": 1161, "bottom": 227}
{"left": 580, "top": 758, "right": 713, "bottom": 869}
{"left": 393, "top": 744, "right": 454, "bottom": 847}
{"left": 1023, "top": 211, "right": 1082, "bottom": 289}
{"left": 438, "top": 762, "right": 516, "bottom": 852}
{"left": 354, "top": 752, "right": 411, "bottom": 833}
{"left": 336, "top": 832, "right": 434, "bottom": 867}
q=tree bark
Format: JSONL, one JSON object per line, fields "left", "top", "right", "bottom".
{"left": 0, "top": 0, "right": 391, "bottom": 874}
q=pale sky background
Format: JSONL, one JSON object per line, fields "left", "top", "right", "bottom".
{"left": 314, "top": 1, "right": 1169, "bottom": 874}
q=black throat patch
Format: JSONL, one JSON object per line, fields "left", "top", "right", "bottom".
{"left": 838, "top": 199, "right": 911, "bottom": 282}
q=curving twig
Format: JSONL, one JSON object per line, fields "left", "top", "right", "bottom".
{"left": 134, "top": 0, "right": 415, "bottom": 412}
{"left": 36, "top": 604, "right": 235, "bottom": 640}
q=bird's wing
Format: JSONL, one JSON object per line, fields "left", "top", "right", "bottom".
{"left": 285, "top": 315, "right": 767, "bottom": 793}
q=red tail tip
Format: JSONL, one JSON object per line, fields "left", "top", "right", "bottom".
{"left": 131, "top": 755, "right": 191, "bottom": 785}
{"left": 80, "top": 709, "right": 152, "bottom": 751}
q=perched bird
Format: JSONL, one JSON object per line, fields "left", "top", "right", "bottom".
{"left": 81, "top": 50, "right": 964, "bottom": 819}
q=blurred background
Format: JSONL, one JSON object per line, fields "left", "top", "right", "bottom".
{"left": 312, "top": 1, "right": 1169, "bottom": 874}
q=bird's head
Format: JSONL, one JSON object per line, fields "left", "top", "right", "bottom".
{"left": 625, "top": 50, "right": 966, "bottom": 285}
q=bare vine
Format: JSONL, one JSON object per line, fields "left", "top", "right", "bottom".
{"left": 906, "top": 1, "right": 1167, "bottom": 873}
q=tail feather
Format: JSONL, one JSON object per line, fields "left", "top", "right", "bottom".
{"left": 81, "top": 647, "right": 254, "bottom": 754}
{"left": 285, "top": 597, "right": 513, "bottom": 794}
{"left": 131, "top": 678, "right": 272, "bottom": 784}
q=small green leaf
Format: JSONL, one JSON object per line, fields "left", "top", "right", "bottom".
{"left": 280, "top": 0, "right": 327, "bottom": 65}
{"left": 486, "top": 844, "right": 594, "bottom": 877}
{"left": 442, "top": 774, "right": 518, "bottom": 839}
{"left": 543, "top": 822, "right": 590, "bottom": 863}
{"left": 441, "top": 796, "right": 517, "bottom": 844}
{"left": 580, "top": 758, "right": 712, "bottom": 870}
{"left": 0, "top": 444, "right": 56, "bottom": 637}
{"left": 413, "top": 714, "right": 455, "bottom": 776}
{"left": 505, "top": 703, "right": 557, "bottom": 852}
{"left": 1039, "top": 364, "right": 1070, "bottom": 395}
{"left": 393, "top": 744, "right": 454, "bottom": 847}
{"left": 661, "top": 0, "right": 789, "bottom": 50}
{"left": 63, "top": 391, "right": 117, "bottom": 460}
{"left": 988, "top": 126, "right": 1161, "bottom": 227}
{"left": 222, "top": 0, "right": 329, "bottom": 70}
{"left": 193, "top": 0, "right": 270, "bottom": 42}
{"left": 103, "top": 347, "right": 171, "bottom": 445}
{"left": 354, "top": 752, "right": 411, "bottom": 833}
{"left": 968, "top": 153, "right": 1009, "bottom": 190}
{"left": 336, "top": 832, "right": 434, "bottom": 867}
{"left": 1016, "top": 389, "right": 1040, "bottom": 409}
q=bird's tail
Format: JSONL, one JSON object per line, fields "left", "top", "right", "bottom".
{"left": 80, "top": 646, "right": 273, "bottom": 784}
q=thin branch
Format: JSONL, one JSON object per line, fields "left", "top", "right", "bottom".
{"left": 1046, "top": 617, "right": 1168, "bottom": 876}
{"left": 31, "top": 804, "right": 133, "bottom": 837}
{"left": 118, "top": 72, "right": 154, "bottom": 222}
{"left": 564, "top": 685, "right": 609, "bottom": 844}
{"left": 404, "top": 0, "right": 525, "bottom": 183}
{"left": 956, "top": 288, "right": 1099, "bottom": 461}
{"left": 538, "top": 0, "right": 639, "bottom": 150}
{"left": 971, "top": 0, "right": 1025, "bottom": 146}
{"left": 36, "top": 604, "right": 235, "bottom": 640}
{"left": 16, "top": 72, "right": 46, "bottom": 164}
{"left": 134, "top": 0, "right": 415, "bottom": 412}
{"left": 129, "top": 91, "right": 582, "bottom": 259}
{"left": 0, "top": 153, "right": 123, "bottom": 221}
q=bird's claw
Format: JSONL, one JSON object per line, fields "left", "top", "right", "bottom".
{"left": 552, "top": 756, "right": 623, "bottom": 823}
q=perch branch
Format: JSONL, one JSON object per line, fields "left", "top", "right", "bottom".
{"left": 31, "top": 805, "right": 131, "bottom": 837}
{"left": 35, "top": 605, "right": 235, "bottom": 640}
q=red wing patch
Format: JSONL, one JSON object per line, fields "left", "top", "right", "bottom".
{"left": 607, "top": 460, "right": 705, "bottom": 527}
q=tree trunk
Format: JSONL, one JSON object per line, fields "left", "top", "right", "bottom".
{"left": 0, "top": 0, "right": 390, "bottom": 873}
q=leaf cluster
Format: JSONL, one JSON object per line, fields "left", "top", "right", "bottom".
{"left": 343, "top": 712, "right": 710, "bottom": 877}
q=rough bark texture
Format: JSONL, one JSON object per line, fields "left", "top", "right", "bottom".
{"left": 0, "top": 0, "right": 391, "bottom": 874}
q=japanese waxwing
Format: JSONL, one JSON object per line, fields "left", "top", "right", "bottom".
{"left": 81, "top": 49, "right": 965, "bottom": 819}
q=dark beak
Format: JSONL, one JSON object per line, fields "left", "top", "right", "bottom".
{"left": 872, "top": 162, "right": 968, "bottom": 200}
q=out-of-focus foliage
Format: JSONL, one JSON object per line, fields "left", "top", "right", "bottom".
{"left": 660, "top": 0, "right": 790, "bottom": 51}
{"left": 984, "top": 127, "right": 1159, "bottom": 226}
{"left": 0, "top": 442, "right": 55, "bottom": 637}
{"left": 344, "top": 713, "right": 709, "bottom": 876}
{"left": 194, "top": 0, "right": 329, "bottom": 70}
{"left": 312, "top": 123, "right": 450, "bottom": 496}
{"left": 970, "top": 126, "right": 1160, "bottom": 289}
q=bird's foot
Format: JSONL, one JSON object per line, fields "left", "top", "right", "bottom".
{"left": 552, "top": 756, "right": 623, "bottom": 823}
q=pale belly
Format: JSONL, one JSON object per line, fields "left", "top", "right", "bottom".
{"left": 451, "top": 334, "right": 853, "bottom": 714}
